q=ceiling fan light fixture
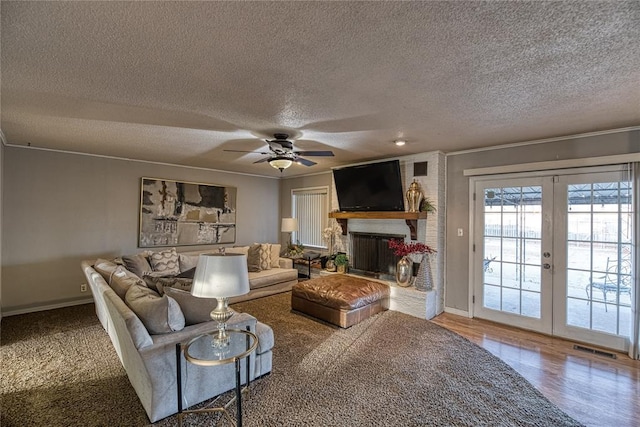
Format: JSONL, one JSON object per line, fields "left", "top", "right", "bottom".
{"left": 269, "top": 156, "right": 293, "bottom": 171}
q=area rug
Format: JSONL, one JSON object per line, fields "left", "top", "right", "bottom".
{"left": 1, "top": 292, "right": 583, "bottom": 426}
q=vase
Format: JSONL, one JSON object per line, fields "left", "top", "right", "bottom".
{"left": 395, "top": 256, "right": 413, "bottom": 287}
{"left": 325, "top": 259, "right": 336, "bottom": 272}
{"left": 414, "top": 253, "right": 433, "bottom": 291}
{"left": 406, "top": 180, "right": 423, "bottom": 213}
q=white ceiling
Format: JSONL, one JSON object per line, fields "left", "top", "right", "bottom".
{"left": 2, "top": 1, "right": 639, "bottom": 178}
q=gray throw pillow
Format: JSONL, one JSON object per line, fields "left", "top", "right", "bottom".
{"left": 125, "top": 285, "right": 185, "bottom": 334}
{"left": 163, "top": 287, "right": 220, "bottom": 326}
{"left": 247, "top": 244, "right": 262, "bottom": 272}
{"left": 179, "top": 254, "right": 200, "bottom": 272}
{"left": 122, "top": 253, "right": 152, "bottom": 278}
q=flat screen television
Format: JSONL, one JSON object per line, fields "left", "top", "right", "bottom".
{"left": 333, "top": 160, "right": 405, "bottom": 212}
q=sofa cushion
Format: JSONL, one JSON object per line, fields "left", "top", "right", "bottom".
{"left": 125, "top": 284, "right": 185, "bottom": 334}
{"left": 247, "top": 244, "right": 262, "bottom": 272}
{"left": 164, "top": 287, "right": 219, "bottom": 325}
{"left": 144, "top": 276, "right": 193, "bottom": 295}
{"left": 149, "top": 247, "right": 180, "bottom": 275}
{"left": 110, "top": 269, "right": 147, "bottom": 300}
{"left": 122, "top": 253, "right": 153, "bottom": 278}
{"left": 270, "top": 244, "right": 281, "bottom": 268}
{"left": 179, "top": 254, "right": 200, "bottom": 272}
{"left": 227, "top": 246, "right": 249, "bottom": 257}
{"left": 248, "top": 268, "right": 299, "bottom": 289}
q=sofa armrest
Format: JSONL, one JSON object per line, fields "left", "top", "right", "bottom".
{"left": 279, "top": 257, "right": 293, "bottom": 269}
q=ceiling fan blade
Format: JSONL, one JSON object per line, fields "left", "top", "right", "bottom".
{"left": 295, "top": 157, "right": 317, "bottom": 167}
{"left": 224, "top": 149, "right": 271, "bottom": 155}
{"left": 293, "top": 150, "right": 334, "bottom": 157}
{"left": 253, "top": 157, "right": 272, "bottom": 164}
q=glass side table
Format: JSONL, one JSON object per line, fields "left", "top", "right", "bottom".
{"left": 176, "top": 328, "right": 258, "bottom": 427}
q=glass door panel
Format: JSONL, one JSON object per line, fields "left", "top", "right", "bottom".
{"left": 554, "top": 173, "right": 632, "bottom": 351}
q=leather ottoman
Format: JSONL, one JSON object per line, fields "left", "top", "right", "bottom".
{"left": 291, "top": 274, "right": 390, "bottom": 328}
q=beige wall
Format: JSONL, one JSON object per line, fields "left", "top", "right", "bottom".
{"left": 2, "top": 147, "right": 280, "bottom": 313}
{"left": 445, "top": 129, "right": 640, "bottom": 313}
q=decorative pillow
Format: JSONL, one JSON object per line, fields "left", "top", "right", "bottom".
{"left": 93, "top": 258, "right": 120, "bottom": 282}
{"left": 176, "top": 267, "right": 196, "bottom": 279}
{"left": 122, "top": 253, "right": 153, "bottom": 278}
{"left": 253, "top": 243, "right": 271, "bottom": 270}
{"left": 164, "top": 287, "right": 221, "bottom": 326}
{"left": 110, "top": 269, "right": 147, "bottom": 300}
{"left": 125, "top": 285, "right": 185, "bottom": 334}
{"left": 247, "top": 244, "right": 262, "bottom": 272}
{"left": 270, "top": 243, "right": 282, "bottom": 268}
{"left": 149, "top": 247, "right": 180, "bottom": 275}
{"left": 145, "top": 277, "right": 193, "bottom": 295}
{"left": 179, "top": 254, "right": 200, "bottom": 272}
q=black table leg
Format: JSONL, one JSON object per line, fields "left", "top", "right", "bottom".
{"left": 176, "top": 343, "right": 183, "bottom": 426}
{"left": 235, "top": 358, "right": 242, "bottom": 427}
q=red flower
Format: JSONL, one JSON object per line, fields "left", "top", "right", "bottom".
{"left": 388, "top": 239, "right": 436, "bottom": 257}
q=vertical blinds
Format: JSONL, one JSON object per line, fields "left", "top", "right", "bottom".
{"left": 292, "top": 188, "right": 328, "bottom": 248}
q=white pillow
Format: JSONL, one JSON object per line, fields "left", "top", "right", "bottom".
{"left": 270, "top": 243, "right": 282, "bottom": 268}
{"left": 125, "top": 284, "right": 185, "bottom": 334}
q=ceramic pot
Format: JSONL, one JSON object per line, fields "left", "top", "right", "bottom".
{"left": 406, "top": 180, "right": 423, "bottom": 212}
{"left": 395, "top": 256, "right": 413, "bottom": 287}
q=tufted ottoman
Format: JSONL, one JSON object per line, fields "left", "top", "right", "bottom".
{"left": 291, "top": 274, "right": 390, "bottom": 328}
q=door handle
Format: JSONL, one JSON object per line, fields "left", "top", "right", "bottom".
{"left": 543, "top": 263, "right": 551, "bottom": 270}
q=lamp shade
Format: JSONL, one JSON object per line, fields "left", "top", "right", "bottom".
{"left": 269, "top": 157, "right": 293, "bottom": 171}
{"left": 281, "top": 217, "right": 298, "bottom": 233}
{"left": 191, "top": 253, "right": 250, "bottom": 298}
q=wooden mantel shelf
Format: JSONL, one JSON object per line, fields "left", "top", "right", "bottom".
{"left": 328, "top": 211, "right": 427, "bottom": 240}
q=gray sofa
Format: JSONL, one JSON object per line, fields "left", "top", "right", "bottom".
{"left": 81, "top": 246, "right": 296, "bottom": 422}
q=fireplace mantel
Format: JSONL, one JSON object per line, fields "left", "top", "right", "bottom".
{"left": 328, "top": 211, "right": 427, "bottom": 240}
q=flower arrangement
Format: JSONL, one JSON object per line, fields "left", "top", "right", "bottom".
{"left": 322, "top": 219, "right": 344, "bottom": 254}
{"left": 388, "top": 239, "right": 435, "bottom": 257}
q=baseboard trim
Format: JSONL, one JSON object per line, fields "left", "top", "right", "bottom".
{"left": 2, "top": 298, "right": 94, "bottom": 317}
{"left": 444, "top": 307, "right": 471, "bottom": 318}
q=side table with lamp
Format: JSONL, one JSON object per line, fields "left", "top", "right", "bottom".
{"left": 176, "top": 253, "right": 259, "bottom": 427}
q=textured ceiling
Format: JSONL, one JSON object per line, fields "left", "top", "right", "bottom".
{"left": 2, "top": 1, "right": 639, "bottom": 177}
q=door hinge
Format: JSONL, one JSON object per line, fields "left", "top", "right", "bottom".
{"left": 473, "top": 193, "right": 476, "bottom": 201}
{"left": 472, "top": 244, "right": 475, "bottom": 252}
{"left": 472, "top": 295, "right": 475, "bottom": 304}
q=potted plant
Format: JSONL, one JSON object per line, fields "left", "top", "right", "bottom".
{"left": 334, "top": 253, "right": 349, "bottom": 273}
{"left": 419, "top": 197, "right": 437, "bottom": 213}
{"left": 388, "top": 239, "right": 436, "bottom": 289}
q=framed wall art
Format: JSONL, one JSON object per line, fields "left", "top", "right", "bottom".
{"left": 139, "top": 177, "right": 237, "bottom": 247}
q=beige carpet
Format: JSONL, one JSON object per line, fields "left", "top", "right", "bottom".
{"left": 1, "top": 292, "right": 583, "bottom": 426}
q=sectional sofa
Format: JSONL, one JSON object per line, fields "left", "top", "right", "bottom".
{"left": 81, "top": 243, "right": 297, "bottom": 422}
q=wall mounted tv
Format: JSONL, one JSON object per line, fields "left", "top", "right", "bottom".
{"left": 333, "top": 160, "right": 405, "bottom": 212}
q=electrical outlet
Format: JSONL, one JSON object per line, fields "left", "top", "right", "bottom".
{"left": 80, "top": 284, "right": 87, "bottom": 292}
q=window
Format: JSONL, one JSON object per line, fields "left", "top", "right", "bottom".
{"left": 292, "top": 186, "right": 328, "bottom": 248}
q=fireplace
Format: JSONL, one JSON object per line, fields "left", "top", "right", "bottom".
{"left": 350, "top": 232, "right": 405, "bottom": 280}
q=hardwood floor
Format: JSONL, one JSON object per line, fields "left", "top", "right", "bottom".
{"left": 431, "top": 313, "right": 640, "bottom": 427}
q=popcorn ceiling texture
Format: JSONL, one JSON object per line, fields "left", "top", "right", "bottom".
{"left": 2, "top": 1, "right": 639, "bottom": 177}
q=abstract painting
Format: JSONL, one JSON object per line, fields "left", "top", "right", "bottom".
{"left": 139, "top": 178, "right": 236, "bottom": 247}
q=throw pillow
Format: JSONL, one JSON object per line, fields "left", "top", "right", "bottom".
{"left": 247, "top": 244, "right": 262, "bottom": 272}
{"left": 93, "top": 258, "right": 119, "bottom": 282}
{"left": 253, "top": 243, "right": 271, "bottom": 270}
{"left": 122, "top": 253, "right": 153, "bottom": 278}
{"left": 147, "top": 277, "right": 193, "bottom": 295}
{"left": 270, "top": 243, "right": 282, "bottom": 268}
{"left": 110, "top": 268, "right": 147, "bottom": 300}
{"left": 149, "top": 247, "right": 180, "bottom": 275}
{"left": 164, "top": 287, "right": 221, "bottom": 326}
{"left": 179, "top": 254, "right": 200, "bottom": 272}
{"left": 125, "top": 285, "right": 185, "bottom": 334}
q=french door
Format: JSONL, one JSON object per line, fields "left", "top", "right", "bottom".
{"left": 472, "top": 167, "right": 633, "bottom": 351}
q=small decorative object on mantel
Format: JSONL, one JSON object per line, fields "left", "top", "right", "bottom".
{"left": 389, "top": 239, "right": 436, "bottom": 290}
{"left": 406, "top": 180, "right": 423, "bottom": 212}
{"left": 419, "top": 197, "right": 437, "bottom": 213}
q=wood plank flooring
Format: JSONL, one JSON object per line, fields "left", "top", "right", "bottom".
{"left": 430, "top": 313, "right": 639, "bottom": 427}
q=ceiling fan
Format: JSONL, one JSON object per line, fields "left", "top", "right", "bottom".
{"left": 224, "top": 133, "right": 334, "bottom": 171}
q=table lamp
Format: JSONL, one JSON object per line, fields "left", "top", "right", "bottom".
{"left": 191, "top": 253, "right": 250, "bottom": 348}
{"left": 281, "top": 217, "right": 298, "bottom": 247}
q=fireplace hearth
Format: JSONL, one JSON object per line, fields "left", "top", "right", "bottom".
{"left": 350, "top": 232, "right": 405, "bottom": 280}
